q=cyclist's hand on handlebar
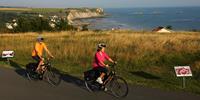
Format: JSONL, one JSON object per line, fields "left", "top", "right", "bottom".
{"left": 114, "top": 61, "right": 117, "bottom": 64}
{"left": 41, "top": 57, "right": 45, "bottom": 61}
{"left": 50, "top": 55, "right": 54, "bottom": 59}
{"left": 105, "top": 64, "right": 109, "bottom": 68}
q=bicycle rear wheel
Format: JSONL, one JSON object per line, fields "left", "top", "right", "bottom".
{"left": 84, "top": 80, "right": 94, "bottom": 92}
{"left": 26, "top": 70, "right": 38, "bottom": 80}
{"left": 85, "top": 79, "right": 102, "bottom": 92}
{"left": 45, "top": 69, "right": 61, "bottom": 86}
{"left": 110, "top": 76, "right": 128, "bottom": 98}
{"left": 26, "top": 63, "right": 38, "bottom": 80}
{"left": 26, "top": 70, "right": 34, "bottom": 80}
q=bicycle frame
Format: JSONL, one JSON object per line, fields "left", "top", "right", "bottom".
{"left": 103, "top": 64, "right": 117, "bottom": 86}
{"left": 84, "top": 62, "right": 129, "bottom": 98}
{"left": 41, "top": 58, "right": 52, "bottom": 73}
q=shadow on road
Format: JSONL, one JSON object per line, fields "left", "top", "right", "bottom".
{"left": 7, "top": 60, "right": 86, "bottom": 88}
{"left": 2, "top": 59, "right": 101, "bottom": 92}
{"left": 8, "top": 60, "right": 86, "bottom": 89}
{"left": 61, "top": 73, "right": 85, "bottom": 87}
{"left": 9, "top": 60, "right": 26, "bottom": 77}
{"left": 130, "top": 71, "right": 161, "bottom": 80}
{"left": 0, "top": 58, "right": 27, "bottom": 77}
{"left": 49, "top": 68, "right": 87, "bottom": 90}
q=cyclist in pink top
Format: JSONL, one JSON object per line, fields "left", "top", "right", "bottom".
{"left": 92, "top": 43, "right": 115, "bottom": 84}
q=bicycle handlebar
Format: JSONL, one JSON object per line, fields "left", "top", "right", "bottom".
{"left": 108, "top": 61, "right": 117, "bottom": 68}
{"left": 43, "top": 57, "right": 53, "bottom": 66}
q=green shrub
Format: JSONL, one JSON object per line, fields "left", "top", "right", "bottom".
{"left": 3, "top": 15, "right": 75, "bottom": 33}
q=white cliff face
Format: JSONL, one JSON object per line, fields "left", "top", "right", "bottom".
{"left": 67, "top": 8, "right": 104, "bottom": 21}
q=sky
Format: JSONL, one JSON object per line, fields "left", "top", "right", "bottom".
{"left": 0, "top": 0, "right": 200, "bottom": 8}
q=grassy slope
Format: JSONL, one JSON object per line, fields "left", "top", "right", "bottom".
{"left": 0, "top": 8, "right": 64, "bottom": 12}
{"left": 0, "top": 8, "right": 31, "bottom": 11}
{"left": 1, "top": 30, "right": 200, "bottom": 94}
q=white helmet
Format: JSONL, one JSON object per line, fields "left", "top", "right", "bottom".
{"left": 97, "top": 43, "right": 106, "bottom": 49}
{"left": 37, "top": 36, "right": 44, "bottom": 42}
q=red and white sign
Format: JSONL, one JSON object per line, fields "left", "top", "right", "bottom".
{"left": 2, "top": 51, "right": 14, "bottom": 58}
{"left": 174, "top": 66, "right": 192, "bottom": 77}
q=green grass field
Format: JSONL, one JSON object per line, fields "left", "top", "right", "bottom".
{"left": 1, "top": 30, "right": 200, "bottom": 94}
{"left": 0, "top": 7, "right": 65, "bottom": 13}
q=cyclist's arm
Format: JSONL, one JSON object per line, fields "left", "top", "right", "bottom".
{"left": 44, "top": 45, "right": 54, "bottom": 58}
{"left": 108, "top": 58, "right": 114, "bottom": 63}
{"left": 100, "top": 61, "right": 109, "bottom": 67}
{"left": 104, "top": 52, "right": 114, "bottom": 63}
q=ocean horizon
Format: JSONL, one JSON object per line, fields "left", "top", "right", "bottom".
{"left": 83, "top": 6, "right": 200, "bottom": 31}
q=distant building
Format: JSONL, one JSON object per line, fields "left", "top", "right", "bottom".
{"left": 152, "top": 26, "right": 172, "bottom": 33}
{"left": 12, "top": 19, "right": 16, "bottom": 22}
{"left": 6, "top": 23, "right": 13, "bottom": 30}
{"left": 13, "top": 23, "right": 18, "bottom": 27}
{"left": 39, "top": 14, "right": 44, "bottom": 18}
{"left": 49, "top": 23, "right": 56, "bottom": 28}
{"left": 96, "top": 8, "right": 104, "bottom": 13}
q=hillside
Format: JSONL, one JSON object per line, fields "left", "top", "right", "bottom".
{"left": 0, "top": 7, "right": 105, "bottom": 32}
{"left": 1, "top": 30, "right": 200, "bottom": 94}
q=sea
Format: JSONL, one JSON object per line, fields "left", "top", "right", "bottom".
{"left": 82, "top": 7, "right": 200, "bottom": 31}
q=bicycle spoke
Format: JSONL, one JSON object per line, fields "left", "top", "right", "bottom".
{"left": 110, "top": 76, "right": 128, "bottom": 98}
{"left": 46, "top": 70, "right": 61, "bottom": 86}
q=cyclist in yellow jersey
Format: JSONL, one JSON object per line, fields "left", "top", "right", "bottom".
{"left": 32, "top": 36, "right": 54, "bottom": 73}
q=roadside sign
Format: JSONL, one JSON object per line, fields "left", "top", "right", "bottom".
{"left": 2, "top": 51, "right": 14, "bottom": 58}
{"left": 174, "top": 66, "right": 192, "bottom": 88}
{"left": 174, "top": 66, "right": 192, "bottom": 77}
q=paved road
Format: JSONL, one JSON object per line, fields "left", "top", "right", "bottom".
{"left": 0, "top": 67, "right": 200, "bottom": 100}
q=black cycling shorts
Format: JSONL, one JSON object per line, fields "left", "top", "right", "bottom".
{"left": 32, "top": 56, "right": 41, "bottom": 63}
{"left": 93, "top": 67, "right": 108, "bottom": 74}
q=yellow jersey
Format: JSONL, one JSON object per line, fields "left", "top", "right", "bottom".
{"left": 32, "top": 42, "right": 47, "bottom": 57}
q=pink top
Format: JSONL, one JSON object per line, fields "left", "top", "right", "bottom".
{"left": 92, "top": 51, "right": 110, "bottom": 68}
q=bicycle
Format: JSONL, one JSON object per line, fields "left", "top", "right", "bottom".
{"left": 84, "top": 63, "right": 129, "bottom": 98}
{"left": 25, "top": 58, "right": 61, "bottom": 86}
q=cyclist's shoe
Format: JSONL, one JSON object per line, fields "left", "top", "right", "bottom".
{"left": 101, "top": 86, "right": 108, "bottom": 91}
{"left": 104, "top": 87, "right": 108, "bottom": 91}
{"left": 96, "top": 77, "right": 103, "bottom": 84}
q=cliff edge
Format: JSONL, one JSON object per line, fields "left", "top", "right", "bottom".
{"left": 66, "top": 8, "right": 104, "bottom": 21}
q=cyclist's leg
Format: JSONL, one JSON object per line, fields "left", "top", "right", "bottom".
{"left": 32, "top": 56, "right": 40, "bottom": 70}
{"left": 37, "top": 59, "right": 45, "bottom": 72}
{"left": 32, "top": 56, "right": 43, "bottom": 73}
{"left": 99, "top": 67, "right": 108, "bottom": 80}
{"left": 95, "top": 67, "right": 108, "bottom": 84}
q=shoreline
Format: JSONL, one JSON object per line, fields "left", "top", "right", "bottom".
{"left": 0, "top": 29, "right": 200, "bottom": 35}
{"left": 0, "top": 7, "right": 200, "bottom": 33}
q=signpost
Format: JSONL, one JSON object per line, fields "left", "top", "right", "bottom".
{"left": 174, "top": 66, "right": 192, "bottom": 88}
{"left": 2, "top": 51, "right": 14, "bottom": 64}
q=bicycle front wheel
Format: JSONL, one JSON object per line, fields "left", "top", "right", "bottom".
{"left": 45, "top": 69, "right": 61, "bottom": 86}
{"left": 110, "top": 76, "right": 128, "bottom": 98}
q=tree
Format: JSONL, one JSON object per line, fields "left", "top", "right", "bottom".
{"left": 166, "top": 25, "right": 172, "bottom": 30}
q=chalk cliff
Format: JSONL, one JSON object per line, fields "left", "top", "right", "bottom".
{"left": 66, "top": 8, "right": 104, "bottom": 21}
